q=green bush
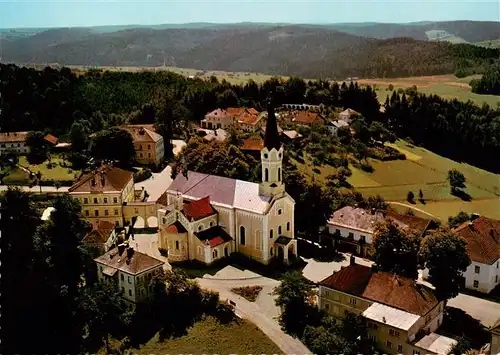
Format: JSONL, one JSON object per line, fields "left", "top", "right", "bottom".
{"left": 133, "top": 168, "right": 152, "bottom": 183}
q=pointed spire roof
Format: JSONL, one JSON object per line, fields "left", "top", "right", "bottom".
{"left": 263, "top": 96, "right": 281, "bottom": 151}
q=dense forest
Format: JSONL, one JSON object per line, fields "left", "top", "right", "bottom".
{"left": 2, "top": 25, "right": 499, "bottom": 79}
{"left": 470, "top": 64, "right": 500, "bottom": 95}
{"left": 1, "top": 63, "right": 500, "bottom": 173}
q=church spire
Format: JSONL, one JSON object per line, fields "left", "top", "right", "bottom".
{"left": 264, "top": 96, "right": 281, "bottom": 151}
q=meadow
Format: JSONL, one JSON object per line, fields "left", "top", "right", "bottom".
{"left": 133, "top": 316, "right": 281, "bottom": 355}
{"left": 348, "top": 140, "right": 500, "bottom": 221}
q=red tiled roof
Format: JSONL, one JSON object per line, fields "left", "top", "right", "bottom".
{"left": 83, "top": 220, "right": 115, "bottom": 244}
{"left": 238, "top": 113, "right": 261, "bottom": 126}
{"left": 69, "top": 164, "right": 133, "bottom": 193}
{"left": 453, "top": 216, "right": 500, "bottom": 265}
{"left": 194, "top": 226, "right": 233, "bottom": 248}
{"left": 319, "top": 263, "right": 439, "bottom": 316}
{"left": 292, "top": 111, "right": 322, "bottom": 124}
{"left": 182, "top": 196, "right": 216, "bottom": 221}
{"left": 247, "top": 108, "right": 259, "bottom": 115}
{"left": 44, "top": 134, "right": 58, "bottom": 145}
{"left": 166, "top": 221, "right": 187, "bottom": 233}
{"left": 240, "top": 138, "right": 264, "bottom": 151}
{"left": 0, "top": 131, "right": 28, "bottom": 143}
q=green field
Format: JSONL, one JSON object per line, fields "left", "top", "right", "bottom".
{"left": 475, "top": 39, "right": 500, "bottom": 48}
{"left": 134, "top": 316, "right": 281, "bottom": 355}
{"left": 362, "top": 74, "right": 500, "bottom": 107}
{"left": 347, "top": 140, "right": 500, "bottom": 221}
{"left": 18, "top": 156, "right": 80, "bottom": 182}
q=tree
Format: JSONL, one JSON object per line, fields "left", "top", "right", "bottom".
{"left": 295, "top": 181, "right": 334, "bottom": 240}
{"left": 78, "top": 282, "right": 132, "bottom": 354}
{"left": 448, "top": 336, "right": 472, "bottom": 355}
{"left": 89, "top": 128, "right": 135, "bottom": 166}
{"left": 26, "top": 130, "right": 49, "bottom": 163}
{"left": 447, "top": 169, "right": 466, "bottom": 194}
{"left": 70, "top": 121, "right": 89, "bottom": 152}
{"left": 407, "top": 191, "right": 415, "bottom": 203}
{"left": 418, "top": 189, "right": 424, "bottom": 202}
{"left": 274, "top": 271, "right": 320, "bottom": 336}
{"left": 448, "top": 211, "right": 472, "bottom": 229}
{"left": 372, "top": 220, "right": 420, "bottom": 279}
{"left": 419, "top": 228, "right": 471, "bottom": 300}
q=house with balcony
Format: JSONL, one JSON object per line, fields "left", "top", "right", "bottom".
{"left": 318, "top": 257, "right": 456, "bottom": 355}
{"left": 94, "top": 245, "right": 165, "bottom": 303}
{"left": 323, "top": 207, "right": 438, "bottom": 257}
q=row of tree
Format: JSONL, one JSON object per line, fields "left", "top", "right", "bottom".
{"left": 470, "top": 63, "right": 500, "bottom": 95}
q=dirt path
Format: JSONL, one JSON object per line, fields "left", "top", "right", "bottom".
{"left": 387, "top": 201, "right": 439, "bottom": 219}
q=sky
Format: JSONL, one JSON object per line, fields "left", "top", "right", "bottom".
{"left": 0, "top": 0, "right": 499, "bottom": 29}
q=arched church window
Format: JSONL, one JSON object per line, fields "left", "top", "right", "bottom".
{"left": 264, "top": 153, "right": 268, "bottom": 159}
{"left": 270, "top": 229, "right": 274, "bottom": 239}
{"left": 287, "top": 222, "right": 290, "bottom": 231}
{"left": 265, "top": 168, "right": 269, "bottom": 182}
{"left": 278, "top": 225, "right": 282, "bottom": 235}
{"left": 278, "top": 168, "right": 281, "bottom": 182}
{"left": 240, "top": 226, "right": 246, "bottom": 245}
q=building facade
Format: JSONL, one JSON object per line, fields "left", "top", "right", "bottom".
{"left": 0, "top": 131, "right": 29, "bottom": 154}
{"left": 453, "top": 216, "right": 500, "bottom": 294}
{"left": 120, "top": 125, "right": 164, "bottom": 166}
{"left": 201, "top": 107, "right": 260, "bottom": 131}
{"left": 158, "top": 100, "right": 298, "bottom": 265}
{"left": 323, "top": 207, "right": 438, "bottom": 257}
{"left": 318, "top": 258, "right": 456, "bottom": 355}
{"left": 68, "top": 164, "right": 135, "bottom": 228}
{"left": 95, "top": 245, "right": 165, "bottom": 303}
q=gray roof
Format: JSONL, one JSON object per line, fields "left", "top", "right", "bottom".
{"left": 167, "top": 171, "right": 285, "bottom": 214}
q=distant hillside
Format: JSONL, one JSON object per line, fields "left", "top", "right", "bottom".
{"left": 1, "top": 25, "right": 499, "bottom": 79}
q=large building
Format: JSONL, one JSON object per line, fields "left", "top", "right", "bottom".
{"left": 318, "top": 258, "right": 456, "bottom": 355}
{"left": 200, "top": 107, "right": 261, "bottom": 131}
{"left": 0, "top": 131, "right": 29, "bottom": 154}
{"left": 453, "top": 216, "right": 500, "bottom": 294}
{"left": 323, "top": 206, "right": 438, "bottom": 257}
{"left": 68, "top": 164, "right": 135, "bottom": 227}
{"left": 95, "top": 245, "right": 165, "bottom": 303}
{"left": 157, "top": 100, "right": 298, "bottom": 265}
{"left": 120, "top": 125, "right": 164, "bottom": 166}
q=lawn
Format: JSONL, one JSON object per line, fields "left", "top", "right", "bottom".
{"left": 348, "top": 140, "right": 500, "bottom": 221}
{"left": 359, "top": 74, "right": 500, "bottom": 107}
{"left": 134, "top": 316, "right": 282, "bottom": 355}
{"left": 18, "top": 155, "right": 80, "bottom": 182}
{"left": 2, "top": 167, "right": 31, "bottom": 185}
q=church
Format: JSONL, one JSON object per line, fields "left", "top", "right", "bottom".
{"left": 156, "top": 100, "right": 298, "bottom": 265}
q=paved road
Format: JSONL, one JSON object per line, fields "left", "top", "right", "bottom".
{"left": 0, "top": 185, "right": 69, "bottom": 193}
{"left": 197, "top": 276, "right": 311, "bottom": 355}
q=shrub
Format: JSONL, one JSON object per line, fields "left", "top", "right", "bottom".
{"left": 230, "top": 286, "right": 263, "bottom": 302}
{"left": 360, "top": 162, "right": 374, "bottom": 173}
{"left": 133, "top": 168, "right": 152, "bottom": 183}
{"left": 407, "top": 191, "right": 415, "bottom": 203}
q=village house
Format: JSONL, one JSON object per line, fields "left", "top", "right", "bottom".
{"left": 81, "top": 220, "right": 129, "bottom": 254}
{"left": 318, "top": 258, "right": 456, "bottom": 355}
{"left": 289, "top": 111, "right": 324, "bottom": 127}
{"left": 201, "top": 128, "right": 227, "bottom": 142}
{"left": 157, "top": 101, "right": 298, "bottom": 265}
{"left": 120, "top": 124, "right": 164, "bottom": 166}
{"left": 339, "top": 108, "right": 360, "bottom": 122}
{"left": 239, "top": 138, "right": 264, "bottom": 158}
{"left": 201, "top": 107, "right": 260, "bottom": 131}
{"left": 0, "top": 131, "right": 29, "bottom": 154}
{"left": 451, "top": 216, "right": 500, "bottom": 294}
{"left": 69, "top": 164, "right": 135, "bottom": 228}
{"left": 326, "top": 119, "right": 350, "bottom": 136}
{"left": 94, "top": 245, "right": 164, "bottom": 303}
{"left": 323, "top": 206, "right": 438, "bottom": 257}
{"left": 43, "top": 133, "right": 58, "bottom": 146}
{"left": 282, "top": 130, "right": 303, "bottom": 142}
{"left": 490, "top": 319, "right": 500, "bottom": 355}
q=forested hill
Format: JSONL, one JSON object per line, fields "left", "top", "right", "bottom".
{"left": 1, "top": 25, "right": 499, "bottom": 79}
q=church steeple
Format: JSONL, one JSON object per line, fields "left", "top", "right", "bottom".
{"left": 264, "top": 97, "right": 281, "bottom": 151}
{"left": 259, "top": 95, "right": 285, "bottom": 198}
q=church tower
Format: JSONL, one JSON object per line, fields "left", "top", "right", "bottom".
{"left": 259, "top": 97, "right": 285, "bottom": 197}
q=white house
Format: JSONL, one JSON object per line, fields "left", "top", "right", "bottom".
{"left": 453, "top": 216, "right": 500, "bottom": 294}
{"left": 323, "top": 206, "right": 438, "bottom": 257}
{"left": 94, "top": 245, "right": 165, "bottom": 303}
{"left": 326, "top": 119, "right": 350, "bottom": 136}
{"left": 339, "top": 108, "right": 359, "bottom": 123}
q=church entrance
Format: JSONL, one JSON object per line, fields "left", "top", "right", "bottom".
{"left": 277, "top": 246, "right": 284, "bottom": 262}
